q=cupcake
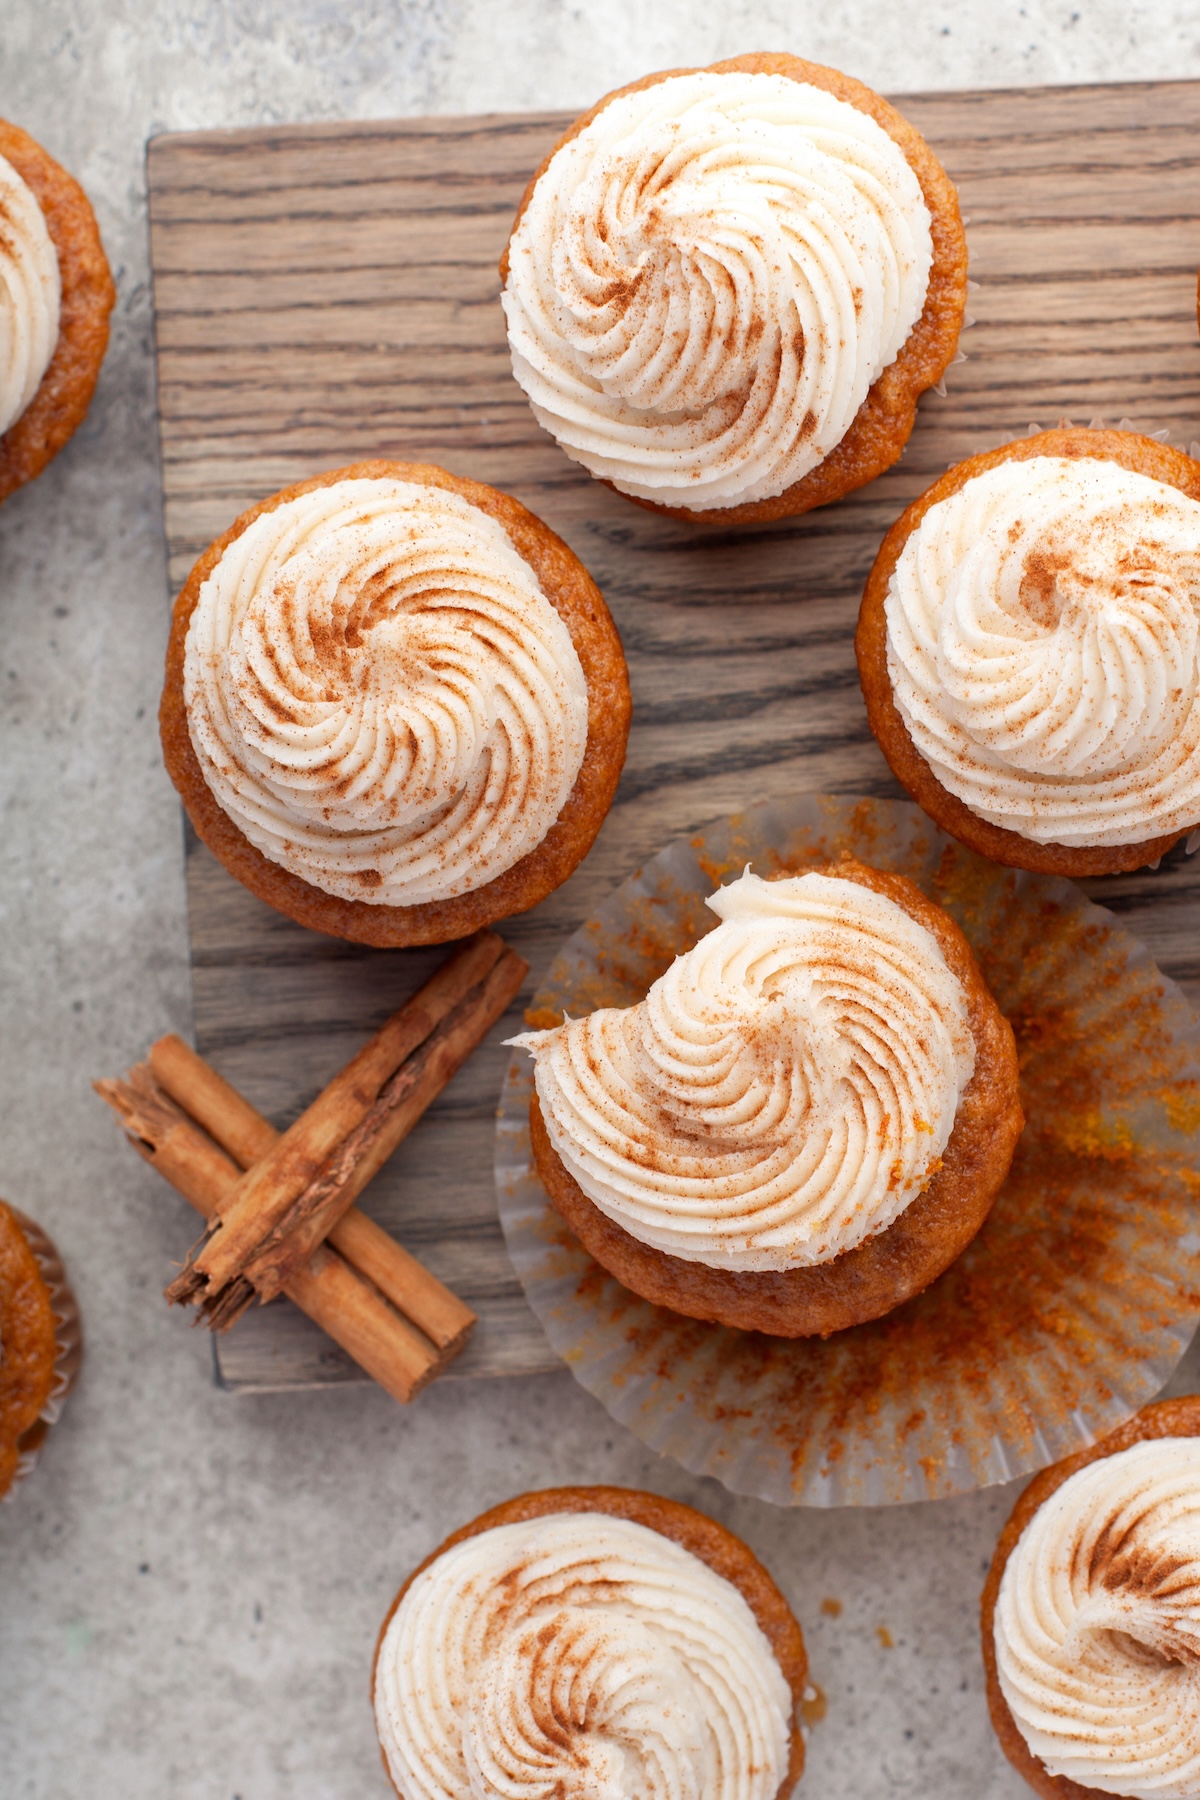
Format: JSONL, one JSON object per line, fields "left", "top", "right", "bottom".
{"left": 500, "top": 53, "right": 966, "bottom": 524}
{"left": 0, "top": 119, "right": 115, "bottom": 506}
{"left": 857, "top": 427, "right": 1200, "bottom": 876}
{"left": 513, "top": 858, "right": 1023, "bottom": 1337}
{"left": 0, "top": 1200, "right": 82, "bottom": 1500}
{"left": 372, "top": 1484, "right": 808, "bottom": 1798}
{"left": 982, "top": 1398, "right": 1200, "bottom": 1799}
{"left": 160, "top": 461, "right": 631, "bottom": 946}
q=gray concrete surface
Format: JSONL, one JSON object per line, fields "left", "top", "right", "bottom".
{"left": 3, "top": 4, "right": 1200, "bottom": 1795}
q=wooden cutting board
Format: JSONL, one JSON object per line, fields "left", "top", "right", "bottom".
{"left": 147, "top": 78, "right": 1200, "bottom": 1393}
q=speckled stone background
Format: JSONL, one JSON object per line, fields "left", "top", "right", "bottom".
{"left": 3, "top": 5, "right": 1200, "bottom": 1795}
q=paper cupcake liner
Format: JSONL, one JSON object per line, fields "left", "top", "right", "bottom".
{"left": 495, "top": 793, "right": 1200, "bottom": 1507}
{"left": 3, "top": 1209, "right": 82, "bottom": 1498}
{"left": 1007, "top": 413, "right": 1200, "bottom": 460}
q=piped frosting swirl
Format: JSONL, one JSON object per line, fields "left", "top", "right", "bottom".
{"left": 885, "top": 455, "right": 1200, "bottom": 848}
{"left": 995, "top": 1437, "right": 1200, "bottom": 1798}
{"left": 373, "top": 1510, "right": 792, "bottom": 1800}
{"left": 183, "top": 477, "right": 589, "bottom": 907}
{"left": 0, "top": 152, "right": 61, "bottom": 437}
{"left": 513, "top": 868, "right": 975, "bottom": 1271}
{"left": 502, "top": 70, "right": 934, "bottom": 511}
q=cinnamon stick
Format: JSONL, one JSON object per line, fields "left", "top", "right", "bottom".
{"left": 95, "top": 1072, "right": 440, "bottom": 1402}
{"left": 149, "top": 1035, "right": 275, "bottom": 1167}
{"left": 95, "top": 1066, "right": 240, "bottom": 1214}
{"left": 286, "top": 1244, "right": 441, "bottom": 1401}
{"left": 324, "top": 1211, "right": 473, "bottom": 1356}
{"left": 144, "top": 1034, "right": 474, "bottom": 1354}
{"left": 167, "top": 931, "right": 505, "bottom": 1303}
{"left": 200, "top": 947, "right": 528, "bottom": 1328}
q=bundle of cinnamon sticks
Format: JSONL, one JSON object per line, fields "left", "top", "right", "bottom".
{"left": 96, "top": 929, "right": 527, "bottom": 1403}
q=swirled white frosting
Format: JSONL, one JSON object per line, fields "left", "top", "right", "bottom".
{"left": 0, "top": 153, "right": 61, "bottom": 438}
{"left": 502, "top": 70, "right": 934, "bottom": 511}
{"left": 374, "top": 1510, "right": 792, "bottom": 1800}
{"left": 513, "top": 868, "right": 975, "bottom": 1270}
{"left": 995, "top": 1438, "right": 1200, "bottom": 1798}
{"left": 886, "top": 455, "right": 1200, "bottom": 848}
{"left": 184, "top": 478, "right": 589, "bottom": 906}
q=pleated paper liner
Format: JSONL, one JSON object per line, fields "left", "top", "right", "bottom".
{"left": 3, "top": 1210, "right": 82, "bottom": 1499}
{"left": 495, "top": 793, "right": 1200, "bottom": 1507}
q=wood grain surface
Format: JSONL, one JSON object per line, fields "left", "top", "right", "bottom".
{"left": 147, "top": 79, "right": 1200, "bottom": 1392}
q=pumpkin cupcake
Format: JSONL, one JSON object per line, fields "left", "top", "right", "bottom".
{"left": 0, "top": 1201, "right": 81, "bottom": 1500}
{"left": 857, "top": 427, "right": 1200, "bottom": 876}
{"left": 513, "top": 857, "right": 1023, "bottom": 1338}
{"left": 0, "top": 120, "right": 115, "bottom": 506}
{"left": 982, "top": 1397, "right": 1200, "bottom": 1799}
{"left": 373, "top": 1484, "right": 808, "bottom": 1799}
{"left": 161, "top": 461, "right": 631, "bottom": 946}
{"left": 500, "top": 53, "right": 966, "bottom": 524}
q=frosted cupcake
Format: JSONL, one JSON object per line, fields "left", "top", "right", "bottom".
{"left": 0, "top": 120, "right": 114, "bottom": 505}
{"left": 857, "top": 427, "right": 1200, "bottom": 875}
{"left": 160, "top": 460, "right": 631, "bottom": 946}
{"left": 0, "top": 1201, "right": 82, "bottom": 1500}
{"left": 500, "top": 53, "right": 966, "bottom": 523}
{"left": 373, "top": 1484, "right": 808, "bottom": 1798}
{"left": 513, "top": 858, "right": 1022, "bottom": 1337}
{"left": 982, "top": 1398, "right": 1200, "bottom": 1799}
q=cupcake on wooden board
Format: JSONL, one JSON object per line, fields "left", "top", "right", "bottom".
{"left": 0, "top": 1200, "right": 82, "bottom": 1501}
{"left": 982, "top": 1398, "right": 1200, "bottom": 1800}
{"left": 512, "top": 858, "right": 1023, "bottom": 1337}
{"left": 161, "top": 461, "right": 631, "bottom": 947}
{"left": 373, "top": 1485, "right": 808, "bottom": 1799}
{"left": 0, "top": 120, "right": 115, "bottom": 506}
{"left": 857, "top": 427, "right": 1200, "bottom": 876}
{"left": 500, "top": 53, "right": 966, "bottom": 524}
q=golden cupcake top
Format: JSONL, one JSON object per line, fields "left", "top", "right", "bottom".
{"left": 373, "top": 1507, "right": 794, "bottom": 1800}
{"left": 0, "top": 149, "right": 61, "bottom": 437}
{"left": 0, "top": 1201, "right": 65, "bottom": 1499}
{"left": 502, "top": 66, "right": 933, "bottom": 512}
{"left": 513, "top": 866, "right": 976, "bottom": 1271}
{"left": 182, "top": 475, "right": 590, "bottom": 908}
{"left": 994, "top": 1435, "right": 1200, "bottom": 1797}
{"left": 885, "top": 453, "right": 1200, "bottom": 850}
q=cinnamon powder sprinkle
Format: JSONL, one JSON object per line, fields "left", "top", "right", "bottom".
{"left": 520, "top": 803, "right": 1200, "bottom": 1503}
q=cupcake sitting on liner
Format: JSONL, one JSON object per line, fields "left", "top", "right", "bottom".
{"left": 500, "top": 53, "right": 967, "bottom": 523}
{"left": 513, "top": 858, "right": 1023, "bottom": 1337}
{"left": 0, "top": 1200, "right": 81, "bottom": 1500}
{"left": 857, "top": 427, "right": 1200, "bottom": 875}
{"left": 373, "top": 1485, "right": 808, "bottom": 1799}
{"left": 0, "top": 120, "right": 115, "bottom": 505}
{"left": 982, "top": 1398, "right": 1200, "bottom": 1799}
{"left": 160, "top": 461, "right": 631, "bottom": 946}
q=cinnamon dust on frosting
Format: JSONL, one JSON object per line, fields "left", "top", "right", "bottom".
{"left": 182, "top": 478, "right": 589, "bottom": 907}
{"left": 512, "top": 868, "right": 975, "bottom": 1272}
{"left": 995, "top": 1438, "right": 1200, "bottom": 1797}
{"left": 373, "top": 1511, "right": 791, "bottom": 1800}
{"left": 502, "top": 70, "right": 932, "bottom": 510}
{"left": 885, "top": 455, "right": 1200, "bottom": 847}
{"left": 0, "top": 152, "right": 60, "bottom": 437}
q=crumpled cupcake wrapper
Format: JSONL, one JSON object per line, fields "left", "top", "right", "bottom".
{"left": 3, "top": 1209, "right": 82, "bottom": 1500}
{"left": 495, "top": 793, "right": 1200, "bottom": 1507}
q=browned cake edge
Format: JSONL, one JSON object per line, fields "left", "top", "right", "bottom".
{"left": 160, "top": 460, "right": 632, "bottom": 946}
{"left": 371, "top": 1483, "right": 808, "bottom": 1799}
{"left": 856, "top": 427, "right": 1200, "bottom": 875}
{"left": 529, "top": 857, "right": 1023, "bottom": 1337}
{"left": 500, "top": 51, "right": 968, "bottom": 525}
{"left": 0, "top": 119, "right": 115, "bottom": 504}
{"left": 980, "top": 1395, "right": 1200, "bottom": 1800}
{"left": 0, "top": 1202, "right": 67, "bottom": 1498}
